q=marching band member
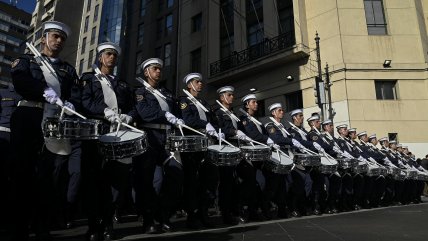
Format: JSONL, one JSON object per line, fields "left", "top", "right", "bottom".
{"left": 238, "top": 94, "right": 271, "bottom": 221}
{"left": 133, "top": 58, "right": 183, "bottom": 234}
{"left": 179, "top": 73, "right": 219, "bottom": 229}
{"left": 214, "top": 86, "right": 246, "bottom": 224}
{"left": 9, "top": 21, "right": 78, "bottom": 241}
{"left": 80, "top": 42, "right": 135, "bottom": 241}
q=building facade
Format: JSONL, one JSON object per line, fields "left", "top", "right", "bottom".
{"left": 175, "top": 0, "right": 428, "bottom": 157}
{"left": 0, "top": 1, "right": 31, "bottom": 84}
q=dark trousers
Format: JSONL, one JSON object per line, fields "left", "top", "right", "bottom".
{"left": 180, "top": 152, "right": 218, "bottom": 213}
{"left": 8, "top": 107, "right": 50, "bottom": 241}
{"left": 310, "top": 168, "right": 326, "bottom": 209}
{"left": 341, "top": 171, "right": 354, "bottom": 209}
{"left": 133, "top": 146, "right": 183, "bottom": 225}
{"left": 52, "top": 141, "right": 82, "bottom": 224}
{"left": 236, "top": 160, "right": 262, "bottom": 212}
{"left": 218, "top": 166, "right": 238, "bottom": 215}
{"left": 81, "top": 140, "right": 113, "bottom": 233}
{"left": 262, "top": 168, "right": 287, "bottom": 212}
{"left": 352, "top": 173, "right": 365, "bottom": 206}
{"left": 326, "top": 173, "right": 341, "bottom": 209}
{"left": 0, "top": 131, "right": 11, "bottom": 231}
{"left": 289, "top": 168, "right": 312, "bottom": 213}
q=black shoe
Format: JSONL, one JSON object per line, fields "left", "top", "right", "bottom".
{"left": 199, "top": 210, "right": 215, "bottom": 228}
{"left": 222, "top": 213, "right": 239, "bottom": 225}
{"left": 161, "top": 223, "right": 172, "bottom": 233}
{"left": 291, "top": 210, "right": 301, "bottom": 218}
{"left": 277, "top": 208, "right": 289, "bottom": 219}
{"left": 35, "top": 233, "right": 52, "bottom": 241}
{"left": 248, "top": 210, "right": 265, "bottom": 222}
{"left": 313, "top": 208, "right": 322, "bottom": 216}
{"left": 325, "top": 208, "right": 333, "bottom": 214}
{"left": 66, "top": 221, "right": 74, "bottom": 229}
{"left": 103, "top": 226, "right": 115, "bottom": 241}
{"left": 353, "top": 204, "right": 361, "bottom": 211}
{"left": 186, "top": 213, "right": 202, "bottom": 229}
{"left": 113, "top": 210, "right": 122, "bottom": 223}
{"left": 175, "top": 209, "right": 187, "bottom": 218}
{"left": 331, "top": 207, "right": 339, "bottom": 214}
{"left": 85, "top": 232, "right": 99, "bottom": 241}
{"left": 143, "top": 224, "right": 158, "bottom": 234}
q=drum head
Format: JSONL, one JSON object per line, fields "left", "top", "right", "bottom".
{"left": 100, "top": 130, "right": 144, "bottom": 143}
{"left": 321, "top": 156, "right": 338, "bottom": 165}
{"left": 240, "top": 145, "right": 269, "bottom": 151}
{"left": 208, "top": 145, "right": 240, "bottom": 153}
{"left": 270, "top": 152, "right": 293, "bottom": 165}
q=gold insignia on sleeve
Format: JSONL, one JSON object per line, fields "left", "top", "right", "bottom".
{"left": 242, "top": 120, "right": 247, "bottom": 125}
{"left": 11, "top": 59, "right": 20, "bottom": 68}
{"left": 269, "top": 128, "right": 275, "bottom": 133}
{"left": 312, "top": 136, "right": 318, "bottom": 141}
{"left": 136, "top": 94, "right": 144, "bottom": 102}
{"left": 180, "top": 102, "right": 188, "bottom": 109}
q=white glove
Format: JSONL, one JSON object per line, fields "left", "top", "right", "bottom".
{"left": 43, "top": 87, "right": 63, "bottom": 105}
{"left": 206, "top": 123, "right": 217, "bottom": 136}
{"left": 63, "top": 101, "right": 75, "bottom": 115}
{"left": 357, "top": 156, "right": 367, "bottom": 162}
{"left": 176, "top": 118, "right": 185, "bottom": 126}
{"left": 313, "top": 142, "right": 324, "bottom": 152}
{"left": 165, "top": 111, "right": 179, "bottom": 125}
{"left": 104, "top": 108, "right": 119, "bottom": 123}
{"left": 333, "top": 146, "right": 342, "bottom": 154}
{"left": 291, "top": 139, "right": 304, "bottom": 149}
{"left": 236, "top": 130, "right": 248, "bottom": 140}
{"left": 267, "top": 138, "right": 274, "bottom": 146}
{"left": 272, "top": 144, "right": 280, "bottom": 150}
{"left": 120, "top": 114, "right": 133, "bottom": 124}
{"left": 368, "top": 157, "right": 376, "bottom": 162}
{"left": 342, "top": 151, "right": 355, "bottom": 159}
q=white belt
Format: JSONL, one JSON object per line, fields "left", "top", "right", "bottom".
{"left": 17, "top": 100, "right": 44, "bottom": 109}
{"left": 141, "top": 123, "right": 171, "bottom": 130}
{"left": 0, "top": 126, "right": 10, "bottom": 132}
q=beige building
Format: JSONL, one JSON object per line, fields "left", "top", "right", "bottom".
{"left": 176, "top": 0, "right": 428, "bottom": 158}
{"left": 27, "top": 0, "right": 84, "bottom": 66}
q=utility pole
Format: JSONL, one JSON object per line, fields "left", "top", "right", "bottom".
{"left": 314, "top": 32, "right": 326, "bottom": 120}
{"left": 325, "top": 63, "right": 335, "bottom": 120}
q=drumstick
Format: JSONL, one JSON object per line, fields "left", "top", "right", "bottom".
{"left": 272, "top": 145, "right": 291, "bottom": 158}
{"left": 115, "top": 121, "right": 121, "bottom": 136}
{"left": 219, "top": 129, "right": 222, "bottom": 148}
{"left": 248, "top": 139, "right": 268, "bottom": 147}
{"left": 218, "top": 137, "right": 236, "bottom": 148}
{"left": 114, "top": 120, "right": 146, "bottom": 134}
{"left": 56, "top": 103, "right": 87, "bottom": 120}
{"left": 178, "top": 125, "right": 184, "bottom": 137}
{"left": 179, "top": 123, "right": 206, "bottom": 136}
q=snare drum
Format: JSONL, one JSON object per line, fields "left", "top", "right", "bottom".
{"left": 417, "top": 173, "right": 428, "bottom": 181}
{"left": 98, "top": 130, "right": 147, "bottom": 160}
{"left": 352, "top": 161, "right": 369, "bottom": 174}
{"left": 240, "top": 145, "right": 271, "bottom": 162}
{"left": 264, "top": 151, "right": 293, "bottom": 174}
{"left": 293, "top": 153, "right": 321, "bottom": 166}
{"left": 336, "top": 158, "right": 359, "bottom": 169}
{"left": 366, "top": 164, "right": 381, "bottom": 176}
{"left": 405, "top": 169, "right": 418, "bottom": 180}
{"left": 319, "top": 157, "right": 338, "bottom": 174}
{"left": 206, "top": 145, "right": 241, "bottom": 166}
{"left": 43, "top": 117, "right": 104, "bottom": 140}
{"left": 167, "top": 135, "right": 208, "bottom": 152}
{"left": 386, "top": 166, "right": 401, "bottom": 176}
{"left": 393, "top": 170, "right": 406, "bottom": 181}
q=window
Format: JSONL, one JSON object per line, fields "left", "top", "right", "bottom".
{"left": 90, "top": 27, "right": 96, "bottom": 45}
{"left": 220, "top": 0, "right": 234, "bottom": 57}
{"left": 137, "top": 24, "right": 144, "bottom": 46}
{"left": 35, "top": 28, "right": 42, "bottom": 40}
{"left": 93, "top": 5, "right": 99, "bottom": 22}
{"left": 84, "top": 16, "right": 89, "bottom": 33}
{"left": 135, "top": 51, "right": 143, "bottom": 74}
{"left": 164, "top": 43, "right": 171, "bottom": 66}
{"left": 247, "top": 23, "right": 264, "bottom": 46}
{"left": 87, "top": 50, "right": 94, "bottom": 69}
{"left": 191, "top": 13, "right": 202, "bottom": 32}
{"left": 81, "top": 37, "right": 87, "bottom": 54}
{"left": 86, "top": 0, "right": 92, "bottom": 12}
{"left": 375, "top": 80, "right": 397, "bottom": 100}
{"left": 167, "top": 0, "right": 174, "bottom": 8}
{"left": 79, "top": 59, "right": 84, "bottom": 76}
{"left": 277, "top": 0, "right": 294, "bottom": 35}
{"left": 285, "top": 91, "right": 303, "bottom": 110}
{"left": 246, "top": 0, "right": 264, "bottom": 46}
{"left": 220, "top": 35, "right": 234, "bottom": 59}
{"left": 165, "top": 14, "right": 173, "bottom": 35}
{"left": 156, "top": 19, "right": 163, "bottom": 39}
{"left": 140, "top": 0, "right": 146, "bottom": 17}
{"left": 364, "top": 0, "right": 387, "bottom": 35}
{"left": 191, "top": 48, "right": 201, "bottom": 72}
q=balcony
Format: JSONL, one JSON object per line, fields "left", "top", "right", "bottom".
{"left": 209, "top": 32, "right": 305, "bottom": 78}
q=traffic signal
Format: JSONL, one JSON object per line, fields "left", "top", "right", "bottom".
{"left": 314, "top": 76, "right": 326, "bottom": 108}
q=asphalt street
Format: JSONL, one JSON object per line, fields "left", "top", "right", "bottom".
{"left": 42, "top": 197, "right": 428, "bottom": 241}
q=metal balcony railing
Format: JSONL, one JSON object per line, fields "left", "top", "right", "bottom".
{"left": 210, "top": 32, "right": 295, "bottom": 76}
